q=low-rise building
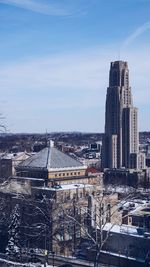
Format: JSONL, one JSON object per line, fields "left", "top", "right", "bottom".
{"left": 0, "top": 152, "right": 30, "bottom": 179}
{"left": 102, "top": 223, "right": 150, "bottom": 262}
{"left": 127, "top": 202, "right": 150, "bottom": 229}
{"left": 15, "top": 141, "right": 101, "bottom": 187}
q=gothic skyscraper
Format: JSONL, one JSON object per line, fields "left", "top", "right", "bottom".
{"left": 102, "top": 61, "right": 139, "bottom": 169}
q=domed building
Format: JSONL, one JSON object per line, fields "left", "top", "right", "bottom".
{"left": 15, "top": 141, "right": 93, "bottom": 187}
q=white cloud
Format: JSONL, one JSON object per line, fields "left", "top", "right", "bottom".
{"left": 0, "top": 0, "right": 89, "bottom": 16}
{"left": 0, "top": 45, "right": 150, "bottom": 105}
{"left": 122, "top": 21, "right": 150, "bottom": 50}
{"left": 0, "top": 48, "right": 109, "bottom": 94}
{"left": 0, "top": 45, "right": 150, "bottom": 132}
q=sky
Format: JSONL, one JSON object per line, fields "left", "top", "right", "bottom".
{"left": 0, "top": 0, "right": 150, "bottom": 133}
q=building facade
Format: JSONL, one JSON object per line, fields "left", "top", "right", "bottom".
{"left": 102, "top": 61, "right": 139, "bottom": 169}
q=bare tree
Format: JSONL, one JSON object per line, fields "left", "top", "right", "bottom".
{"left": 0, "top": 178, "right": 138, "bottom": 266}
{"left": 6, "top": 204, "right": 21, "bottom": 261}
{"left": 59, "top": 188, "right": 137, "bottom": 267}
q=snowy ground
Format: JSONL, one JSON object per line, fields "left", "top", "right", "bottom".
{"left": 0, "top": 259, "right": 68, "bottom": 267}
{"left": 0, "top": 257, "right": 118, "bottom": 267}
{"left": 0, "top": 258, "right": 43, "bottom": 267}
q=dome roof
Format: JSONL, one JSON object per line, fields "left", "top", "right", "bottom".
{"left": 17, "top": 144, "right": 85, "bottom": 171}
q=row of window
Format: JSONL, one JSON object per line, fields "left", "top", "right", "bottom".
{"left": 55, "top": 172, "right": 81, "bottom": 178}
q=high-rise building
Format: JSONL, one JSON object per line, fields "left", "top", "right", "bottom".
{"left": 102, "top": 61, "right": 139, "bottom": 169}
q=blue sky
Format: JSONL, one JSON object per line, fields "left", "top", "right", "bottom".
{"left": 0, "top": 0, "right": 150, "bottom": 133}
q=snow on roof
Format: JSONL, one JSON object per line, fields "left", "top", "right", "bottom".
{"left": 119, "top": 199, "right": 147, "bottom": 209}
{"left": 106, "top": 185, "right": 135, "bottom": 194}
{"left": 0, "top": 152, "right": 29, "bottom": 160}
{"left": 103, "top": 223, "right": 142, "bottom": 237}
{"left": 37, "top": 183, "right": 93, "bottom": 191}
{"left": 129, "top": 202, "right": 150, "bottom": 216}
{"left": 13, "top": 176, "right": 44, "bottom": 181}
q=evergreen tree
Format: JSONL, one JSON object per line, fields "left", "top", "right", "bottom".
{"left": 6, "top": 204, "right": 21, "bottom": 261}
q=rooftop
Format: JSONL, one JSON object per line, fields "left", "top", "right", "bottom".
{"left": 0, "top": 151, "right": 30, "bottom": 160}
{"left": 42, "top": 183, "right": 93, "bottom": 191}
{"left": 129, "top": 202, "right": 150, "bottom": 216}
{"left": 17, "top": 141, "right": 86, "bottom": 171}
{"left": 103, "top": 223, "right": 143, "bottom": 237}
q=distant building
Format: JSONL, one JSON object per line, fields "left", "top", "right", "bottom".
{"left": 138, "top": 152, "right": 146, "bottom": 170}
{"left": 102, "top": 61, "right": 140, "bottom": 169}
{"left": 146, "top": 144, "right": 150, "bottom": 155}
{"left": 90, "top": 142, "right": 101, "bottom": 152}
{"left": 0, "top": 152, "right": 30, "bottom": 179}
{"left": 124, "top": 201, "right": 150, "bottom": 229}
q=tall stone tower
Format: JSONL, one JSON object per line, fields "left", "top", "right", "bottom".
{"left": 102, "top": 61, "right": 139, "bottom": 169}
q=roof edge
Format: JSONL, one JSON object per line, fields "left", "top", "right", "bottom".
{"left": 48, "top": 166, "right": 87, "bottom": 172}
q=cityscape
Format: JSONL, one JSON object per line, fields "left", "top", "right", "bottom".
{"left": 0, "top": 1, "right": 150, "bottom": 267}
